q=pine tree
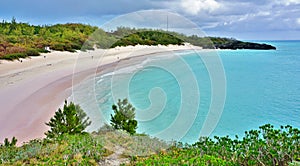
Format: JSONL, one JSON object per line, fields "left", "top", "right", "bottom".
{"left": 45, "top": 100, "right": 91, "bottom": 139}
{"left": 110, "top": 98, "right": 138, "bottom": 135}
{"left": 1, "top": 137, "right": 17, "bottom": 147}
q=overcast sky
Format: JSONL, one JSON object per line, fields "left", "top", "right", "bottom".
{"left": 1, "top": 0, "right": 300, "bottom": 40}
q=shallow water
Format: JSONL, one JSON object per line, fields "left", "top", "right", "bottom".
{"left": 73, "top": 41, "right": 300, "bottom": 143}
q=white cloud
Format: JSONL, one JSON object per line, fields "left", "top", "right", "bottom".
{"left": 297, "top": 18, "right": 300, "bottom": 25}
{"left": 201, "top": 22, "right": 220, "bottom": 29}
{"left": 180, "top": 0, "right": 221, "bottom": 15}
{"left": 276, "top": 0, "right": 300, "bottom": 6}
{"left": 256, "top": 11, "right": 271, "bottom": 16}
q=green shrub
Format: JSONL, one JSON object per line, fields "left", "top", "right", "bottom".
{"left": 131, "top": 124, "right": 300, "bottom": 165}
{"left": 0, "top": 134, "right": 104, "bottom": 165}
{"left": 0, "top": 52, "right": 27, "bottom": 60}
{"left": 37, "top": 48, "right": 50, "bottom": 53}
{"left": 132, "top": 148, "right": 235, "bottom": 165}
{"left": 25, "top": 49, "right": 40, "bottom": 56}
{"left": 193, "top": 124, "right": 300, "bottom": 165}
{"left": 289, "top": 161, "right": 300, "bottom": 166}
{"left": 51, "top": 43, "right": 65, "bottom": 51}
{"left": 110, "top": 98, "right": 138, "bottom": 135}
{"left": 45, "top": 100, "right": 91, "bottom": 139}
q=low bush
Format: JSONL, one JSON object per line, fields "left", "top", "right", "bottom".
{"left": 131, "top": 124, "right": 300, "bottom": 165}
{"left": 132, "top": 147, "right": 235, "bottom": 165}
{"left": 192, "top": 124, "right": 300, "bottom": 165}
{"left": 0, "top": 134, "right": 105, "bottom": 165}
{"left": 0, "top": 52, "right": 27, "bottom": 60}
{"left": 25, "top": 49, "right": 40, "bottom": 56}
{"left": 37, "top": 48, "right": 50, "bottom": 53}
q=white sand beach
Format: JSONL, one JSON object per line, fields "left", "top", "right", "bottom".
{"left": 0, "top": 44, "right": 202, "bottom": 144}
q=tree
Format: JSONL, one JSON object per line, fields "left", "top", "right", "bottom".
{"left": 9, "top": 17, "right": 17, "bottom": 34}
{"left": 0, "top": 137, "right": 17, "bottom": 147}
{"left": 45, "top": 100, "right": 91, "bottom": 139}
{"left": 110, "top": 98, "right": 138, "bottom": 135}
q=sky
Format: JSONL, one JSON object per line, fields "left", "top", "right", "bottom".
{"left": 0, "top": 0, "right": 300, "bottom": 40}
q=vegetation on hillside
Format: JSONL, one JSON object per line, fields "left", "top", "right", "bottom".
{"left": 208, "top": 37, "right": 276, "bottom": 50}
{"left": 132, "top": 148, "right": 235, "bottom": 165}
{"left": 167, "top": 31, "right": 276, "bottom": 50}
{"left": 192, "top": 124, "right": 300, "bottom": 165}
{"left": 2, "top": 122, "right": 299, "bottom": 165}
{"left": 107, "top": 27, "right": 276, "bottom": 50}
{"left": 0, "top": 19, "right": 276, "bottom": 60}
{"left": 0, "top": 134, "right": 106, "bottom": 165}
{"left": 0, "top": 17, "right": 97, "bottom": 60}
{"left": 132, "top": 124, "right": 300, "bottom": 166}
{"left": 110, "top": 31, "right": 184, "bottom": 48}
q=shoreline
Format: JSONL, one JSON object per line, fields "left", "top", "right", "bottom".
{"left": 0, "top": 44, "right": 203, "bottom": 144}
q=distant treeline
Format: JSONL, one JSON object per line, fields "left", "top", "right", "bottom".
{"left": 107, "top": 28, "right": 276, "bottom": 50}
{"left": 0, "top": 18, "right": 275, "bottom": 60}
{"left": 111, "top": 31, "right": 184, "bottom": 47}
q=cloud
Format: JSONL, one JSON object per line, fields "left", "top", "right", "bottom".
{"left": 276, "top": 0, "right": 300, "bottom": 6}
{"left": 179, "top": 0, "right": 221, "bottom": 15}
{"left": 297, "top": 18, "right": 300, "bottom": 25}
{"left": 157, "top": 0, "right": 300, "bottom": 39}
{"left": 0, "top": 0, "right": 300, "bottom": 39}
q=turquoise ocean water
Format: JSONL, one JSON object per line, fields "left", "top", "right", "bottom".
{"left": 73, "top": 41, "right": 300, "bottom": 143}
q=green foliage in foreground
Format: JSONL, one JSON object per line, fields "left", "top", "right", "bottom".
{"left": 45, "top": 100, "right": 91, "bottom": 139}
{"left": 132, "top": 148, "right": 235, "bottom": 166}
{"left": 110, "top": 98, "right": 138, "bottom": 135}
{"left": 132, "top": 124, "right": 300, "bottom": 166}
{"left": 0, "top": 134, "right": 105, "bottom": 165}
{"left": 193, "top": 124, "right": 300, "bottom": 165}
{"left": 0, "top": 124, "right": 300, "bottom": 165}
{"left": 96, "top": 128, "right": 169, "bottom": 157}
{"left": 1, "top": 99, "right": 299, "bottom": 165}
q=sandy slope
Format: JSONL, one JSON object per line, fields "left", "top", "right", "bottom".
{"left": 0, "top": 44, "right": 202, "bottom": 144}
